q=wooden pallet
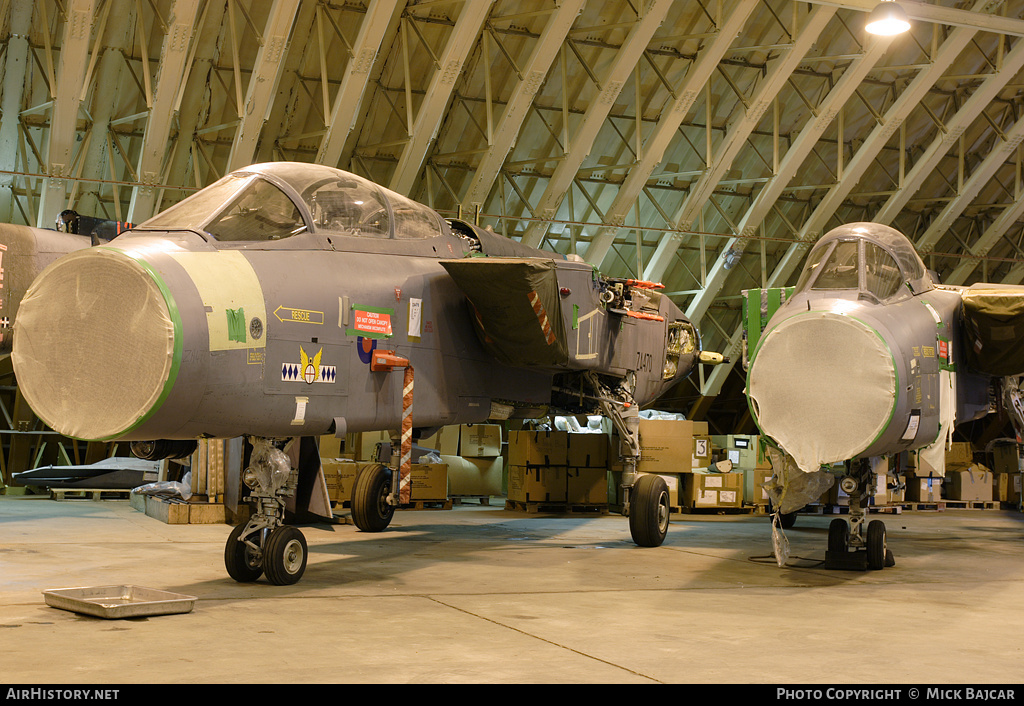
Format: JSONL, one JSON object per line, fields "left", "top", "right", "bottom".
{"left": 504, "top": 500, "right": 609, "bottom": 515}
{"left": 50, "top": 488, "right": 133, "bottom": 501}
{"left": 450, "top": 495, "right": 494, "bottom": 506}
{"left": 677, "top": 505, "right": 758, "bottom": 516}
{"left": 399, "top": 499, "right": 452, "bottom": 511}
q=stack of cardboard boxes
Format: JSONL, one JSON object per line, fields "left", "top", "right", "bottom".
{"left": 434, "top": 424, "right": 504, "bottom": 499}
{"left": 507, "top": 430, "right": 608, "bottom": 506}
{"left": 904, "top": 447, "right": 943, "bottom": 503}
{"left": 320, "top": 429, "right": 449, "bottom": 507}
{"left": 607, "top": 418, "right": 722, "bottom": 511}
{"left": 990, "top": 443, "right": 1023, "bottom": 506}
{"left": 711, "top": 434, "right": 772, "bottom": 509}
{"left": 939, "top": 442, "right": 993, "bottom": 503}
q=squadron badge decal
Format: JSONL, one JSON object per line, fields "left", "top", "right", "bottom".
{"left": 282, "top": 346, "right": 336, "bottom": 384}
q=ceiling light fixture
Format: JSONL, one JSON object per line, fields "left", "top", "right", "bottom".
{"left": 865, "top": 1, "right": 911, "bottom": 36}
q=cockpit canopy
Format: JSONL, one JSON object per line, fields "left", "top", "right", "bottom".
{"left": 137, "top": 162, "right": 447, "bottom": 243}
{"left": 795, "top": 222, "right": 932, "bottom": 302}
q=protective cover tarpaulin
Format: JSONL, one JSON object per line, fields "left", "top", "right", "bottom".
{"left": 748, "top": 311, "right": 896, "bottom": 474}
{"left": 11, "top": 248, "right": 176, "bottom": 441}
{"left": 440, "top": 257, "right": 568, "bottom": 368}
{"left": 962, "top": 284, "right": 1024, "bottom": 376}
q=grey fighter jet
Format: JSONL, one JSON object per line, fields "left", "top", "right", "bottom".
{"left": 11, "top": 162, "right": 720, "bottom": 585}
{"left": 743, "top": 222, "right": 1024, "bottom": 570}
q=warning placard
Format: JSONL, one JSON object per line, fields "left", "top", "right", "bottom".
{"left": 353, "top": 308, "right": 393, "bottom": 337}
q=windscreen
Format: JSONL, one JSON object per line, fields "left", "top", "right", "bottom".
{"left": 813, "top": 240, "right": 859, "bottom": 290}
{"left": 139, "top": 174, "right": 251, "bottom": 231}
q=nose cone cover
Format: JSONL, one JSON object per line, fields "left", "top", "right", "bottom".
{"left": 748, "top": 311, "right": 896, "bottom": 473}
{"left": 12, "top": 248, "right": 178, "bottom": 441}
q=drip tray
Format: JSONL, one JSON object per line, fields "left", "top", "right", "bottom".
{"left": 43, "top": 585, "right": 197, "bottom": 619}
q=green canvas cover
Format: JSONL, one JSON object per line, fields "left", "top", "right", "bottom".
{"left": 440, "top": 257, "right": 568, "bottom": 368}
{"left": 962, "top": 284, "right": 1024, "bottom": 376}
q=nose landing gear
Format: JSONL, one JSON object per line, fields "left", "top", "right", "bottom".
{"left": 824, "top": 460, "right": 896, "bottom": 570}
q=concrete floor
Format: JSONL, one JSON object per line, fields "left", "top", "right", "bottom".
{"left": 1, "top": 494, "right": 1023, "bottom": 685}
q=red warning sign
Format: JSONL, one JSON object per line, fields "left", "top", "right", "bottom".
{"left": 354, "top": 309, "right": 393, "bottom": 337}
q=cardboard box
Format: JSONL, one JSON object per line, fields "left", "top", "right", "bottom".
{"left": 319, "top": 434, "right": 343, "bottom": 459}
{"left": 409, "top": 463, "right": 448, "bottom": 500}
{"left": 567, "top": 433, "right": 610, "bottom": 468}
{"left": 508, "top": 465, "right": 567, "bottom": 503}
{"left": 906, "top": 476, "right": 943, "bottom": 503}
{"left": 418, "top": 426, "right": 460, "bottom": 456}
{"left": 995, "top": 473, "right": 1022, "bottom": 503}
{"left": 322, "top": 458, "right": 360, "bottom": 503}
{"left": 744, "top": 468, "right": 773, "bottom": 506}
{"left": 990, "top": 444, "right": 1022, "bottom": 474}
{"left": 567, "top": 467, "right": 608, "bottom": 504}
{"left": 442, "top": 454, "right": 503, "bottom": 496}
{"left": 637, "top": 419, "right": 711, "bottom": 474}
{"left": 907, "top": 449, "right": 945, "bottom": 478}
{"left": 947, "top": 441, "right": 974, "bottom": 467}
{"left": 944, "top": 465, "right": 992, "bottom": 501}
{"left": 509, "top": 430, "right": 569, "bottom": 467}
{"left": 712, "top": 435, "right": 769, "bottom": 470}
{"left": 682, "top": 472, "right": 742, "bottom": 509}
{"left": 459, "top": 424, "right": 502, "bottom": 458}
{"left": 345, "top": 430, "right": 392, "bottom": 461}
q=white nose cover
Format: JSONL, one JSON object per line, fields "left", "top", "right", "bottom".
{"left": 748, "top": 310, "right": 896, "bottom": 474}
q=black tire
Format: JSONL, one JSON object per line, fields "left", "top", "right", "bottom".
{"left": 629, "top": 474, "right": 670, "bottom": 547}
{"left": 867, "top": 519, "right": 887, "bottom": 570}
{"left": 828, "top": 518, "right": 849, "bottom": 554}
{"left": 224, "top": 523, "right": 263, "bottom": 583}
{"left": 263, "top": 526, "right": 308, "bottom": 585}
{"left": 351, "top": 464, "right": 395, "bottom": 532}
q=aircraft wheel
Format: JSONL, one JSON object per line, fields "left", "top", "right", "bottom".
{"left": 866, "top": 519, "right": 887, "bottom": 570}
{"left": 629, "top": 474, "right": 670, "bottom": 547}
{"left": 827, "top": 518, "right": 849, "bottom": 554}
{"left": 351, "top": 464, "right": 395, "bottom": 533}
{"left": 224, "top": 523, "right": 263, "bottom": 583}
{"left": 263, "top": 526, "right": 308, "bottom": 585}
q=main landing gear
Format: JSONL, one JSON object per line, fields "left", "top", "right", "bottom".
{"left": 824, "top": 460, "right": 895, "bottom": 571}
{"left": 224, "top": 438, "right": 309, "bottom": 585}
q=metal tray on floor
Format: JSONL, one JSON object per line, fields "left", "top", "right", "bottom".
{"left": 43, "top": 585, "right": 197, "bottom": 619}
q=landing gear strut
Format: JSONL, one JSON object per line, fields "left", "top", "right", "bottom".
{"left": 585, "top": 372, "right": 669, "bottom": 547}
{"left": 223, "top": 438, "right": 309, "bottom": 585}
{"left": 824, "top": 459, "right": 895, "bottom": 571}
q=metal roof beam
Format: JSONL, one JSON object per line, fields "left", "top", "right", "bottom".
{"left": 127, "top": 0, "right": 203, "bottom": 223}
{"left": 643, "top": 3, "right": 837, "bottom": 284}
{"left": 684, "top": 33, "right": 892, "bottom": 325}
{"left": 946, "top": 191, "right": 1024, "bottom": 284}
{"left": 389, "top": 0, "right": 494, "bottom": 196}
{"left": 765, "top": 10, "right": 988, "bottom": 287}
{"left": 911, "top": 115, "right": 1024, "bottom": 256}
{"left": 873, "top": 36, "right": 1024, "bottom": 226}
{"left": 583, "top": 0, "right": 759, "bottom": 270}
{"left": 0, "top": 0, "right": 33, "bottom": 222}
{"left": 225, "top": 0, "right": 301, "bottom": 173}
{"left": 519, "top": 0, "right": 674, "bottom": 249}
{"left": 459, "top": 0, "right": 586, "bottom": 211}
{"left": 37, "top": 0, "right": 98, "bottom": 228}
{"left": 806, "top": 0, "right": 1024, "bottom": 38}
{"left": 316, "top": 0, "right": 402, "bottom": 169}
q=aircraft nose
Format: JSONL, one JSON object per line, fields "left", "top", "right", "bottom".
{"left": 747, "top": 310, "right": 896, "bottom": 473}
{"left": 12, "top": 247, "right": 179, "bottom": 441}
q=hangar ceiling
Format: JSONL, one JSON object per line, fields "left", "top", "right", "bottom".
{"left": 3, "top": 0, "right": 1024, "bottom": 428}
